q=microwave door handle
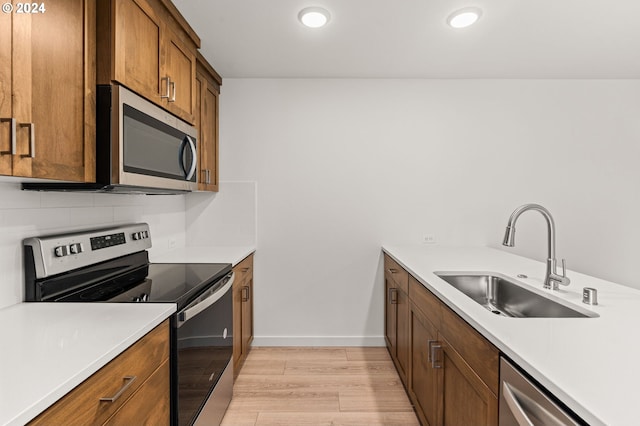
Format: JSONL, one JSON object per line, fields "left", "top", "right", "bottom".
{"left": 177, "top": 273, "right": 234, "bottom": 327}
{"left": 185, "top": 135, "right": 197, "bottom": 181}
{"left": 178, "top": 137, "right": 188, "bottom": 176}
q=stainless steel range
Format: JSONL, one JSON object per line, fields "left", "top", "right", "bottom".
{"left": 24, "top": 223, "right": 234, "bottom": 426}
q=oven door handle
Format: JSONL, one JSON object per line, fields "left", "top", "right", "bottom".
{"left": 177, "top": 272, "right": 234, "bottom": 327}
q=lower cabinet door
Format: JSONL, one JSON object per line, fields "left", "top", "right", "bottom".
{"left": 395, "top": 287, "right": 410, "bottom": 384}
{"left": 410, "top": 306, "right": 440, "bottom": 426}
{"left": 441, "top": 337, "right": 498, "bottom": 426}
{"left": 385, "top": 274, "right": 397, "bottom": 353}
{"left": 104, "top": 359, "right": 170, "bottom": 426}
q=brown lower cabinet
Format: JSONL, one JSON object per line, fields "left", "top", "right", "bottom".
{"left": 384, "top": 254, "right": 410, "bottom": 385}
{"left": 383, "top": 254, "right": 499, "bottom": 426}
{"left": 29, "top": 320, "right": 170, "bottom": 426}
{"left": 233, "top": 253, "right": 254, "bottom": 379}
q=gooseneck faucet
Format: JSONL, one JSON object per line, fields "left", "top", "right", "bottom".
{"left": 502, "top": 204, "right": 570, "bottom": 290}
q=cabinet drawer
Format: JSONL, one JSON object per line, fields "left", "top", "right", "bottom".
{"left": 409, "top": 275, "right": 442, "bottom": 329}
{"left": 384, "top": 254, "right": 408, "bottom": 293}
{"left": 439, "top": 305, "right": 499, "bottom": 396}
{"left": 29, "top": 320, "right": 170, "bottom": 426}
{"left": 104, "top": 359, "right": 170, "bottom": 426}
{"left": 234, "top": 253, "right": 254, "bottom": 285}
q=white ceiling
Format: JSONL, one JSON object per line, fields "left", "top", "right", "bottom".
{"left": 173, "top": 0, "right": 640, "bottom": 79}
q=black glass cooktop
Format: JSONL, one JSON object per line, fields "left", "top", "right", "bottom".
{"left": 44, "top": 257, "right": 231, "bottom": 310}
{"left": 120, "top": 263, "right": 232, "bottom": 307}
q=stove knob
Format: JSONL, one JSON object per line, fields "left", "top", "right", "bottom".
{"left": 132, "top": 296, "right": 140, "bottom": 302}
{"left": 69, "top": 243, "right": 83, "bottom": 254}
{"left": 140, "top": 293, "right": 149, "bottom": 302}
{"left": 132, "top": 232, "right": 140, "bottom": 240}
{"left": 54, "top": 245, "right": 69, "bottom": 257}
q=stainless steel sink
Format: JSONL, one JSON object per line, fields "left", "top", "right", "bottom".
{"left": 434, "top": 272, "right": 598, "bottom": 318}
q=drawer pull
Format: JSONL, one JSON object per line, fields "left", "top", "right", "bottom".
{"left": 0, "top": 117, "right": 16, "bottom": 155}
{"left": 389, "top": 268, "right": 399, "bottom": 274}
{"left": 169, "top": 81, "right": 176, "bottom": 103}
{"left": 100, "top": 375, "right": 137, "bottom": 403}
{"left": 241, "top": 267, "right": 250, "bottom": 273}
{"left": 388, "top": 288, "right": 398, "bottom": 304}
{"left": 19, "top": 122, "right": 35, "bottom": 158}
{"left": 242, "top": 285, "right": 250, "bottom": 302}
{"left": 429, "top": 341, "right": 442, "bottom": 369}
{"left": 161, "top": 76, "right": 171, "bottom": 99}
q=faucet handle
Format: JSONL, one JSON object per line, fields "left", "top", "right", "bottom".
{"left": 559, "top": 259, "right": 571, "bottom": 286}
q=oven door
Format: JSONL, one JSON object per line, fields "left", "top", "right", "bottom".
{"left": 172, "top": 273, "right": 234, "bottom": 426}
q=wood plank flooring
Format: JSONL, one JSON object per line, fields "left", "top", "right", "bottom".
{"left": 221, "top": 347, "right": 420, "bottom": 426}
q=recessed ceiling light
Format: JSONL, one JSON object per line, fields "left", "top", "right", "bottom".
{"left": 298, "top": 7, "right": 331, "bottom": 28}
{"left": 447, "top": 7, "right": 482, "bottom": 29}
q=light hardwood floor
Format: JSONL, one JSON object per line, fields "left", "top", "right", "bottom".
{"left": 221, "top": 347, "right": 420, "bottom": 426}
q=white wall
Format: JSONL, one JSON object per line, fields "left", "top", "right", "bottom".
{"left": 0, "top": 182, "right": 187, "bottom": 309}
{"left": 186, "top": 181, "right": 257, "bottom": 247}
{"left": 219, "top": 79, "right": 640, "bottom": 346}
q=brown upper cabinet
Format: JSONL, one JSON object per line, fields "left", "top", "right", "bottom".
{"left": 0, "top": 1, "right": 96, "bottom": 182}
{"left": 195, "top": 53, "right": 222, "bottom": 192}
{"left": 97, "top": 0, "right": 200, "bottom": 124}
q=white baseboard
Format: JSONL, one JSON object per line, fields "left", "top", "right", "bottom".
{"left": 251, "top": 336, "right": 386, "bottom": 347}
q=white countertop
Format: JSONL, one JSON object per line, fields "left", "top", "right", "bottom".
{"left": 150, "top": 246, "right": 255, "bottom": 266}
{"left": 382, "top": 244, "right": 640, "bottom": 426}
{"left": 0, "top": 302, "right": 176, "bottom": 426}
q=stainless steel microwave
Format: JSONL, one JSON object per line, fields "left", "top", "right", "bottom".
{"left": 99, "top": 84, "right": 198, "bottom": 192}
{"left": 23, "top": 84, "right": 198, "bottom": 194}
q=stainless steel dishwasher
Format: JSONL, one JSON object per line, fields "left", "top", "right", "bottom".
{"left": 499, "top": 357, "right": 584, "bottom": 426}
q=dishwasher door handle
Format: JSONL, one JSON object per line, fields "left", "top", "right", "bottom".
{"left": 502, "top": 382, "right": 535, "bottom": 426}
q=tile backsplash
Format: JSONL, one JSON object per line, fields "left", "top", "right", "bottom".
{"left": 0, "top": 181, "right": 187, "bottom": 309}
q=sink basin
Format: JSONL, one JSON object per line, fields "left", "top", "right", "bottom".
{"left": 434, "top": 272, "right": 598, "bottom": 318}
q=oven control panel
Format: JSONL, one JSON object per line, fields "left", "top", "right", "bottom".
{"left": 24, "top": 223, "right": 152, "bottom": 278}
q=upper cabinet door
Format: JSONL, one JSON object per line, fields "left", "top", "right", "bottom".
{"left": 0, "top": 7, "right": 12, "bottom": 176}
{"left": 99, "top": 0, "right": 198, "bottom": 124}
{"left": 162, "top": 26, "right": 196, "bottom": 123}
{"left": 2, "top": 0, "right": 96, "bottom": 181}
{"left": 113, "top": 0, "right": 162, "bottom": 104}
{"left": 195, "top": 53, "right": 221, "bottom": 192}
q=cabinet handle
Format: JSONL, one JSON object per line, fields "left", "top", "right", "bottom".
{"left": 206, "top": 169, "right": 211, "bottom": 184}
{"left": 388, "top": 268, "right": 399, "bottom": 274}
{"left": 169, "top": 81, "right": 176, "bottom": 103}
{"left": 161, "top": 76, "right": 171, "bottom": 99}
{"left": 241, "top": 267, "right": 250, "bottom": 273}
{"left": 19, "top": 122, "right": 35, "bottom": 158}
{"left": 242, "top": 285, "right": 250, "bottom": 302}
{"left": 100, "top": 375, "right": 137, "bottom": 402}
{"left": 429, "top": 341, "right": 442, "bottom": 369}
{"left": 388, "top": 288, "right": 398, "bottom": 304}
{"left": 0, "top": 118, "right": 16, "bottom": 155}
